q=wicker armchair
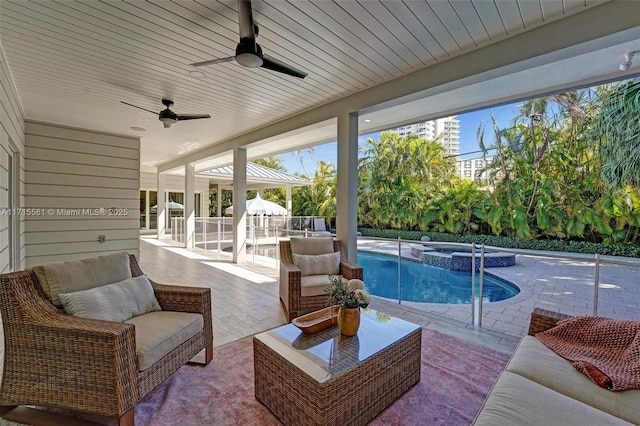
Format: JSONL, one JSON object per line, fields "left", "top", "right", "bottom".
{"left": 0, "top": 254, "right": 213, "bottom": 426}
{"left": 279, "top": 237, "right": 363, "bottom": 322}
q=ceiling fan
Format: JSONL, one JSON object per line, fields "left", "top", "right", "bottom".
{"left": 190, "top": 0, "right": 307, "bottom": 79}
{"left": 120, "top": 99, "right": 211, "bottom": 128}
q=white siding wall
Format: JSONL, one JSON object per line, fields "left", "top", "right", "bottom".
{"left": 0, "top": 47, "right": 26, "bottom": 273}
{"left": 140, "top": 172, "right": 210, "bottom": 193}
{"left": 24, "top": 122, "right": 140, "bottom": 266}
{"left": 0, "top": 45, "right": 26, "bottom": 379}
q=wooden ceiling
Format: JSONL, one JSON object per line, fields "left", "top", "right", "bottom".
{"left": 0, "top": 0, "right": 629, "bottom": 170}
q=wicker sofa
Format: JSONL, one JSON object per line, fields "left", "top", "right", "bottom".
{"left": 0, "top": 252, "right": 213, "bottom": 426}
{"left": 473, "top": 308, "right": 640, "bottom": 425}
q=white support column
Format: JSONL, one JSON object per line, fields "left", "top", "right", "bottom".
{"left": 145, "top": 190, "right": 150, "bottom": 230}
{"left": 157, "top": 173, "right": 166, "bottom": 239}
{"left": 202, "top": 190, "right": 208, "bottom": 218}
{"left": 185, "top": 163, "right": 196, "bottom": 248}
{"left": 216, "top": 183, "right": 222, "bottom": 217}
{"left": 286, "top": 186, "right": 292, "bottom": 214}
{"left": 336, "top": 112, "right": 359, "bottom": 261}
{"left": 232, "top": 148, "right": 247, "bottom": 263}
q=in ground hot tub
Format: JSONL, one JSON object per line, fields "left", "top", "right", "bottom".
{"left": 410, "top": 244, "right": 516, "bottom": 272}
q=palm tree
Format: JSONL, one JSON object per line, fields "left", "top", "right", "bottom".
{"left": 593, "top": 78, "right": 640, "bottom": 188}
{"left": 425, "top": 178, "right": 484, "bottom": 234}
{"left": 291, "top": 147, "right": 315, "bottom": 178}
{"left": 250, "top": 158, "right": 286, "bottom": 204}
{"left": 292, "top": 161, "right": 336, "bottom": 218}
{"left": 358, "top": 132, "right": 457, "bottom": 230}
{"left": 478, "top": 85, "right": 640, "bottom": 244}
{"left": 253, "top": 157, "right": 285, "bottom": 170}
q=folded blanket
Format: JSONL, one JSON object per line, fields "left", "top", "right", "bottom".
{"left": 536, "top": 315, "right": 640, "bottom": 391}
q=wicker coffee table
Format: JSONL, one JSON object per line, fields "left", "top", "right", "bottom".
{"left": 253, "top": 309, "right": 421, "bottom": 426}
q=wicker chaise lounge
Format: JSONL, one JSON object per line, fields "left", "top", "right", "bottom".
{"left": 473, "top": 308, "right": 640, "bottom": 425}
{"left": 0, "top": 252, "right": 213, "bottom": 426}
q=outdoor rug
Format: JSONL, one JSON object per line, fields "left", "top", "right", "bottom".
{"left": 47, "top": 327, "right": 511, "bottom": 426}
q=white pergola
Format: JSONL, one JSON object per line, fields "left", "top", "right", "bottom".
{"left": 198, "top": 162, "right": 311, "bottom": 217}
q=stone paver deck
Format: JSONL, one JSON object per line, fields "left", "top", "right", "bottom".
{"left": 140, "top": 236, "right": 521, "bottom": 352}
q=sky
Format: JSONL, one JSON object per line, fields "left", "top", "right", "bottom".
{"left": 279, "top": 101, "right": 525, "bottom": 176}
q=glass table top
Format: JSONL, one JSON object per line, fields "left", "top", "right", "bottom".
{"left": 254, "top": 309, "right": 420, "bottom": 383}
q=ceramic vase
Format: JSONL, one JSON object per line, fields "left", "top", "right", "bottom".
{"left": 338, "top": 307, "right": 360, "bottom": 336}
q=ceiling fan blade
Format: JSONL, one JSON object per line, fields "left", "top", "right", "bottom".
{"left": 176, "top": 114, "right": 211, "bottom": 121}
{"left": 191, "top": 56, "right": 235, "bottom": 67}
{"left": 120, "top": 101, "right": 158, "bottom": 114}
{"left": 261, "top": 55, "right": 307, "bottom": 79}
{"left": 238, "top": 0, "right": 256, "bottom": 40}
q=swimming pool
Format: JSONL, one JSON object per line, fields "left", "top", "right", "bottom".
{"left": 357, "top": 251, "right": 520, "bottom": 304}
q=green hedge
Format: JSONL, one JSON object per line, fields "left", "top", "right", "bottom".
{"left": 357, "top": 228, "right": 640, "bottom": 258}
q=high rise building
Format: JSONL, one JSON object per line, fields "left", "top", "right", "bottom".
{"left": 456, "top": 156, "right": 491, "bottom": 183}
{"left": 389, "top": 116, "right": 460, "bottom": 157}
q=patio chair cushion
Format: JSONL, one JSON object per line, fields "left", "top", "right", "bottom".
{"left": 473, "top": 371, "right": 631, "bottom": 425}
{"left": 125, "top": 311, "right": 204, "bottom": 371}
{"left": 292, "top": 251, "right": 340, "bottom": 277}
{"left": 300, "top": 275, "right": 332, "bottom": 297}
{"left": 33, "top": 251, "right": 132, "bottom": 308}
{"left": 506, "top": 336, "right": 640, "bottom": 424}
{"left": 290, "top": 237, "right": 334, "bottom": 255}
{"left": 59, "top": 275, "right": 161, "bottom": 322}
{"left": 300, "top": 274, "right": 346, "bottom": 297}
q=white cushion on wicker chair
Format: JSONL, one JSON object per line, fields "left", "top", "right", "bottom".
{"left": 33, "top": 251, "right": 132, "bottom": 308}
{"left": 300, "top": 274, "right": 347, "bottom": 297}
{"left": 59, "top": 275, "right": 161, "bottom": 322}
{"left": 126, "top": 311, "right": 204, "bottom": 371}
{"left": 290, "top": 237, "right": 334, "bottom": 255}
{"left": 300, "top": 275, "right": 333, "bottom": 297}
{"left": 292, "top": 251, "right": 340, "bottom": 276}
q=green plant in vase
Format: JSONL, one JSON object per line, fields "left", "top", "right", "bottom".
{"left": 326, "top": 275, "right": 370, "bottom": 336}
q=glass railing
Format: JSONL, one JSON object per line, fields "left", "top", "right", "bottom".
{"left": 166, "top": 222, "right": 640, "bottom": 339}
{"left": 356, "top": 236, "right": 640, "bottom": 339}
{"left": 169, "top": 216, "right": 333, "bottom": 264}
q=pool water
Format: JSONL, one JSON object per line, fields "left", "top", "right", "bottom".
{"left": 357, "top": 251, "right": 519, "bottom": 304}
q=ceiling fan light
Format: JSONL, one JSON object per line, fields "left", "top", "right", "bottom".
{"left": 236, "top": 52, "right": 263, "bottom": 68}
{"left": 160, "top": 116, "right": 177, "bottom": 128}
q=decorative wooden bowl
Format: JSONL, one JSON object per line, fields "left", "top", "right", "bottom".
{"left": 292, "top": 306, "right": 339, "bottom": 334}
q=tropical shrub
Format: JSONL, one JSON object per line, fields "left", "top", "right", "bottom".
{"left": 357, "top": 227, "right": 640, "bottom": 258}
